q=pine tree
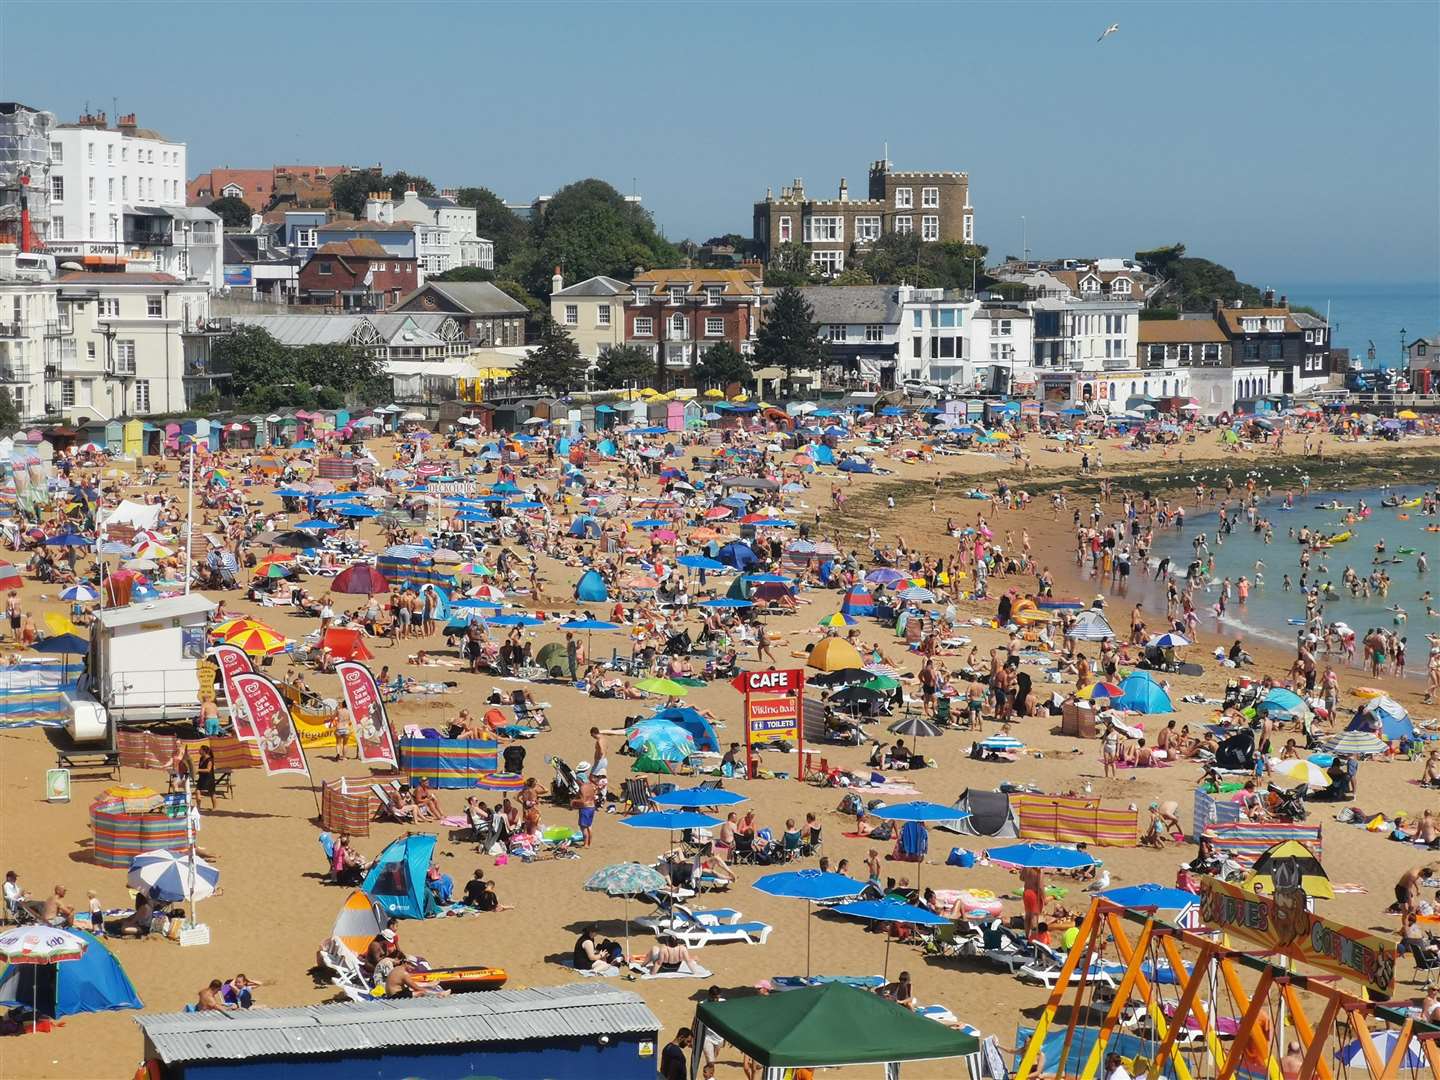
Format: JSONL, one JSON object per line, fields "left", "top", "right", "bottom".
{"left": 515, "top": 319, "right": 587, "bottom": 394}
{"left": 753, "top": 286, "right": 821, "bottom": 382}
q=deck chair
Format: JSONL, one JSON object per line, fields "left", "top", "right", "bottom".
{"left": 635, "top": 899, "right": 742, "bottom": 934}
{"left": 318, "top": 832, "right": 336, "bottom": 878}
{"left": 1018, "top": 941, "right": 1121, "bottom": 989}
{"left": 370, "top": 783, "right": 408, "bottom": 823}
{"left": 657, "top": 907, "right": 772, "bottom": 948}
{"left": 977, "top": 923, "right": 1034, "bottom": 973}
{"left": 780, "top": 831, "right": 804, "bottom": 862}
{"left": 621, "top": 778, "right": 655, "bottom": 813}
{"left": 730, "top": 832, "right": 758, "bottom": 865}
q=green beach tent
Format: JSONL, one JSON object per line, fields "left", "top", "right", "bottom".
{"left": 694, "top": 981, "right": 978, "bottom": 1072}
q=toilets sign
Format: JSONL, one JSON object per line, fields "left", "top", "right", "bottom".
{"left": 732, "top": 669, "right": 805, "bottom": 779}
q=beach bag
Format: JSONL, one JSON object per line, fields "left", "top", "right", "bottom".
{"left": 868, "top": 822, "right": 894, "bottom": 842}
{"left": 947, "top": 847, "right": 975, "bottom": 868}
{"left": 836, "top": 793, "right": 863, "bottom": 816}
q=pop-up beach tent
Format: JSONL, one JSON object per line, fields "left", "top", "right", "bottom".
{"left": 0, "top": 929, "right": 142, "bottom": 1018}
{"left": 362, "top": 834, "right": 440, "bottom": 920}
{"left": 574, "top": 568, "right": 609, "bottom": 603}
{"left": 692, "top": 981, "right": 977, "bottom": 1078}
{"left": 946, "top": 789, "right": 1020, "bottom": 838}
{"left": 1117, "top": 671, "right": 1173, "bottom": 714}
{"left": 1066, "top": 609, "right": 1116, "bottom": 641}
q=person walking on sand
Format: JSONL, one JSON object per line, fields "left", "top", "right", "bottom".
{"left": 332, "top": 702, "right": 354, "bottom": 761}
{"left": 1021, "top": 865, "right": 1045, "bottom": 939}
{"left": 574, "top": 769, "right": 598, "bottom": 847}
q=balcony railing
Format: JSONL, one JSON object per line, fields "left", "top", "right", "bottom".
{"left": 43, "top": 321, "right": 74, "bottom": 337}
{"left": 0, "top": 321, "right": 24, "bottom": 338}
{"left": 0, "top": 364, "right": 33, "bottom": 382}
{"left": 124, "top": 231, "right": 172, "bottom": 247}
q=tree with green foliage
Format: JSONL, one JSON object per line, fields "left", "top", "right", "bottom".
{"left": 1134, "top": 243, "right": 1264, "bottom": 311}
{"left": 0, "top": 390, "right": 18, "bottom": 429}
{"left": 207, "top": 196, "right": 253, "bottom": 229}
{"left": 592, "top": 345, "right": 657, "bottom": 389}
{"left": 328, "top": 171, "right": 437, "bottom": 218}
{"left": 431, "top": 266, "right": 495, "bottom": 283}
{"left": 695, "top": 342, "right": 751, "bottom": 389}
{"left": 753, "top": 286, "right": 821, "bottom": 382}
{"left": 453, "top": 186, "right": 529, "bottom": 268}
{"left": 525, "top": 179, "right": 680, "bottom": 298}
{"left": 763, "top": 242, "right": 818, "bottom": 287}
{"left": 855, "top": 235, "right": 990, "bottom": 291}
{"left": 832, "top": 266, "right": 874, "bottom": 286}
{"left": 514, "top": 318, "right": 587, "bottom": 394}
{"left": 213, "top": 325, "right": 387, "bottom": 410}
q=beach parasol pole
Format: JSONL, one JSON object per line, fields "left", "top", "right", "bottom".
{"left": 183, "top": 438, "right": 195, "bottom": 595}
{"left": 185, "top": 776, "right": 197, "bottom": 930}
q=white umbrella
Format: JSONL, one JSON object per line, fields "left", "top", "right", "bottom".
{"left": 128, "top": 849, "right": 219, "bottom": 904}
{"left": 0, "top": 925, "right": 89, "bottom": 1030}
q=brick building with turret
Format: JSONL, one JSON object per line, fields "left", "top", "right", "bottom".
{"left": 752, "top": 159, "right": 974, "bottom": 277}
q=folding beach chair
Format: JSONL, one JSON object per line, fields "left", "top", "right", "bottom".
{"left": 621, "top": 778, "right": 655, "bottom": 813}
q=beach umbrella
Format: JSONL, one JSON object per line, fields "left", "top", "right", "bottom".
{"left": 1321, "top": 731, "right": 1387, "bottom": 757}
{"left": 620, "top": 810, "right": 721, "bottom": 849}
{"left": 807, "top": 637, "right": 864, "bottom": 672}
{"left": 808, "top": 667, "right": 870, "bottom": 688}
{"left": 331, "top": 564, "right": 392, "bottom": 595}
{"left": 562, "top": 619, "right": 620, "bottom": 632}
{"left": 1261, "top": 688, "right": 1309, "bottom": 719}
{"left": 678, "top": 555, "right": 726, "bottom": 572}
{"left": 979, "top": 733, "right": 1026, "bottom": 753}
{"left": 222, "top": 623, "right": 288, "bottom": 656}
{"left": 260, "top": 563, "right": 292, "bottom": 579}
{"left": 0, "top": 563, "right": 23, "bottom": 589}
{"left": 753, "top": 870, "right": 866, "bottom": 976}
{"left": 473, "top": 771, "right": 525, "bottom": 792}
{"left": 1076, "top": 681, "right": 1125, "bottom": 701}
{"left": 863, "top": 675, "right": 901, "bottom": 691}
{"left": 1098, "top": 883, "right": 1202, "bottom": 914}
{"left": 817, "top": 612, "right": 858, "bottom": 628}
{"left": 470, "top": 583, "right": 506, "bottom": 600}
{"left": 45, "top": 532, "right": 92, "bottom": 548}
{"left": 1271, "top": 759, "right": 1330, "bottom": 789}
{"left": 485, "top": 614, "right": 543, "bottom": 627}
{"left": 0, "top": 929, "right": 140, "bottom": 1020}
{"left": 583, "top": 862, "right": 669, "bottom": 957}
{"left": 625, "top": 721, "right": 697, "bottom": 762}
{"left": 699, "top": 597, "right": 751, "bottom": 609}
{"left": 651, "top": 787, "right": 749, "bottom": 809}
{"left": 1335, "top": 1030, "right": 1424, "bottom": 1070}
{"left": 829, "top": 685, "right": 886, "bottom": 711}
{"left": 32, "top": 633, "right": 89, "bottom": 655}
{"left": 888, "top": 715, "right": 941, "bottom": 739}
{"left": 833, "top": 898, "right": 949, "bottom": 977}
{"left": 896, "top": 586, "right": 936, "bottom": 603}
{"left": 295, "top": 519, "right": 341, "bottom": 530}
{"left": 0, "top": 925, "right": 89, "bottom": 1030}
{"left": 869, "top": 801, "right": 970, "bottom": 825}
{"left": 1246, "top": 840, "right": 1334, "bottom": 900}
{"left": 60, "top": 583, "right": 100, "bottom": 602}
{"left": 1147, "top": 632, "right": 1190, "bottom": 648}
{"left": 267, "top": 529, "right": 321, "bottom": 549}
{"left": 452, "top": 598, "right": 503, "bottom": 611}
{"left": 988, "top": 843, "right": 1099, "bottom": 871}
{"left": 635, "top": 677, "right": 691, "bottom": 697}
{"left": 127, "top": 849, "right": 219, "bottom": 903}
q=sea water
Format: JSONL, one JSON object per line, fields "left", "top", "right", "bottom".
{"left": 1286, "top": 281, "right": 1439, "bottom": 367}
{"left": 1141, "top": 486, "right": 1438, "bottom": 657}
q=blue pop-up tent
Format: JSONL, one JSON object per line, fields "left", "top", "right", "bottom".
{"left": 0, "top": 930, "right": 141, "bottom": 1018}
{"left": 568, "top": 514, "right": 601, "bottom": 539}
{"left": 838, "top": 458, "right": 874, "bottom": 474}
{"left": 1348, "top": 696, "right": 1413, "bottom": 742}
{"left": 809, "top": 444, "right": 836, "bottom": 466}
{"left": 840, "top": 585, "right": 876, "bottom": 617}
{"left": 1118, "top": 671, "right": 1173, "bottom": 714}
{"left": 717, "top": 541, "right": 758, "bottom": 571}
{"left": 650, "top": 706, "right": 720, "bottom": 752}
{"left": 575, "top": 568, "right": 610, "bottom": 602}
{"left": 363, "top": 834, "right": 439, "bottom": 920}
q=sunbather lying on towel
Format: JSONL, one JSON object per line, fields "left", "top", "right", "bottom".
{"left": 642, "top": 936, "right": 703, "bottom": 975}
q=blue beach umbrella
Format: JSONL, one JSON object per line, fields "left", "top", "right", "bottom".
{"left": 700, "top": 597, "right": 752, "bottom": 609}
{"left": 753, "top": 870, "right": 867, "bottom": 976}
{"left": 295, "top": 519, "right": 340, "bottom": 530}
{"left": 561, "top": 619, "right": 620, "bottom": 631}
{"left": 485, "top": 613, "right": 543, "bottom": 627}
{"left": 678, "top": 555, "right": 726, "bottom": 572}
{"left": 619, "top": 811, "right": 723, "bottom": 832}
{"left": 1099, "top": 883, "right": 1201, "bottom": 914}
{"left": 651, "top": 787, "right": 749, "bottom": 808}
{"left": 988, "top": 842, "right": 1098, "bottom": 870}
{"left": 833, "top": 897, "right": 950, "bottom": 977}
{"left": 60, "top": 583, "right": 100, "bottom": 602}
{"left": 868, "top": 801, "right": 971, "bottom": 825}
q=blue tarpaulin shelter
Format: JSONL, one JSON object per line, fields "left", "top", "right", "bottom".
{"left": 1118, "top": 671, "right": 1174, "bottom": 714}
{"left": 0, "top": 930, "right": 141, "bottom": 1018}
{"left": 363, "top": 834, "right": 440, "bottom": 920}
{"left": 575, "top": 568, "right": 610, "bottom": 602}
{"left": 650, "top": 706, "right": 720, "bottom": 752}
{"left": 809, "top": 443, "right": 836, "bottom": 465}
{"left": 838, "top": 459, "right": 873, "bottom": 473}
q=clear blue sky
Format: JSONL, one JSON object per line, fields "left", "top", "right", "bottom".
{"left": 5, "top": 1, "right": 1437, "bottom": 286}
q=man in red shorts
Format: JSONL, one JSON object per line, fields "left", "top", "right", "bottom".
{"left": 1020, "top": 865, "right": 1045, "bottom": 938}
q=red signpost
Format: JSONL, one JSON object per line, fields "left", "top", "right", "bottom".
{"left": 731, "top": 669, "right": 805, "bottom": 781}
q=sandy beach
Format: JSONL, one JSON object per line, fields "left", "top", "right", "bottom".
{"left": 2, "top": 424, "right": 1438, "bottom": 1079}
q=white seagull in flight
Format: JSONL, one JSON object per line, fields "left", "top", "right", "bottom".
{"left": 1098, "top": 23, "right": 1119, "bottom": 42}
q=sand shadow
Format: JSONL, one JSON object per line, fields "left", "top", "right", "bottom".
{"left": 562, "top": 918, "right": 637, "bottom": 938}
{"left": 203, "top": 807, "right": 286, "bottom": 820}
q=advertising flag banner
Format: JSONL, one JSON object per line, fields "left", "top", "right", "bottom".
{"left": 211, "top": 644, "right": 257, "bottom": 739}
{"left": 230, "top": 672, "right": 309, "bottom": 777}
{"left": 335, "top": 660, "right": 398, "bottom": 767}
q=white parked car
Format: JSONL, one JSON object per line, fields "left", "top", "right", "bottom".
{"left": 901, "top": 379, "right": 943, "bottom": 398}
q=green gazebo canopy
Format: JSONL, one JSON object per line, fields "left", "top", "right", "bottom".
{"left": 695, "top": 982, "right": 978, "bottom": 1069}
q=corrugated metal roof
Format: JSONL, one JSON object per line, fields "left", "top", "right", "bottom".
{"left": 136, "top": 983, "right": 660, "bottom": 1064}
{"left": 229, "top": 314, "right": 367, "bottom": 346}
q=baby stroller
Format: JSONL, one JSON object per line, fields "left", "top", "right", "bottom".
{"left": 548, "top": 756, "right": 580, "bottom": 806}
{"left": 503, "top": 744, "right": 527, "bottom": 775}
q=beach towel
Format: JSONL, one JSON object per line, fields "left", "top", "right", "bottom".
{"left": 638, "top": 964, "right": 712, "bottom": 980}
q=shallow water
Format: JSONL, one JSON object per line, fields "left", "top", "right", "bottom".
{"left": 1140, "top": 486, "right": 1439, "bottom": 657}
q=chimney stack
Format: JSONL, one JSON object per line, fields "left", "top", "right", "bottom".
{"left": 1279, "top": 294, "right": 1288, "bottom": 309}
{"left": 1212, "top": 297, "right": 1223, "bottom": 316}
{"left": 792, "top": 178, "right": 804, "bottom": 199}
{"left": 1263, "top": 288, "right": 1275, "bottom": 307}
{"left": 552, "top": 266, "right": 564, "bottom": 294}
{"left": 118, "top": 113, "right": 137, "bottom": 135}
{"left": 838, "top": 178, "right": 849, "bottom": 202}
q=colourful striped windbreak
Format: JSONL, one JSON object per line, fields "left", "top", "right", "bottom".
{"left": 398, "top": 738, "right": 499, "bottom": 788}
{"left": 1190, "top": 787, "right": 1243, "bottom": 840}
{"left": 1012, "top": 794, "right": 1139, "bottom": 847}
{"left": 322, "top": 779, "right": 376, "bottom": 837}
{"left": 376, "top": 556, "right": 458, "bottom": 591}
{"left": 89, "top": 797, "right": 191, "bottom": 868}
{"left": 1200, "top": 821, "right": 1322, "bottom": 868}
